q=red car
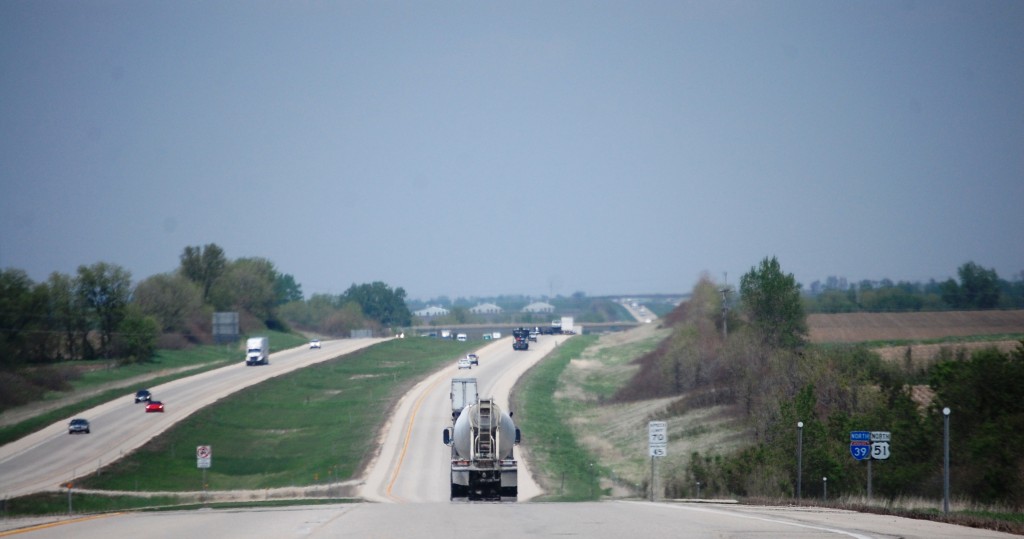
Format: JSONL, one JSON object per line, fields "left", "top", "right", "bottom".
{"left": 145, "top": 401, "right": 165, "bottom": 413}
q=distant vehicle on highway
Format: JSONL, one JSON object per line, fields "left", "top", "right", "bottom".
{"left": 68, "top": 418, "right": 90, "bottom": 434}
{"left": 456, "top": 333, "right": 467, "bottom": 342}
{"left": 468, "top": 354, "right": 479, "bottom": 366}
{"left": 309, "top": 339, "right": 321, "bottom": 349}
{"left": 134, "top": 389, "right": 152, "bottom": 403}
{"left": 245, "top": 336, "right": 270, "bottom": 366}
{"left": 145, "top": 401, "right": 165, "bottom": 413}
{"left": 457, "top": 358, "right": 472, "bottom": 369}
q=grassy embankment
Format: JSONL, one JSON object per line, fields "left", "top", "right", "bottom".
{"left": 5, "top": 337, "right": 477, "bottom": 515}
{"left": 0, "top": 331, "right": 309, "bottom": 447}
{"left": 514, "top": 326, "right": 697, "bottom": 500}
{"left": 512, "top": 335, "right": 606, "bottom": 501}
{"left": 515, "top": 325, "right": 730, "bottom": 502}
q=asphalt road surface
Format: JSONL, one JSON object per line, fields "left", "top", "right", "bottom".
{"left": 5, "top": 500, "right": 1017, "bottom": 538}
{"left": 0, "top": 337, "right": 384, "bottom": 500}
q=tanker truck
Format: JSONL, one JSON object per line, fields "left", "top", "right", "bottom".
{"left": 442, "top": 397, "right": 520, "bottom": 501}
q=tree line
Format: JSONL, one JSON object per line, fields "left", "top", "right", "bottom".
{"left": 805, "top": 261, "right": 1024, "bottom": 312}
{"left": 0, "top": 243, "right": 412, "bottom": 369}
{"left": 616, "top": 257, "right": 1024, "bottom": 508}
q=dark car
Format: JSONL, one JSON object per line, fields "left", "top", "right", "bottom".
{"left": 468, "top": 354, "right": 479, "bottom": 366}
{"left": 135, "top": 389, "right": 152, "bottom": 403}
{"left": 68, "top": 418, "right": 90, "bottom": 434}
{"left": 145, "top": 401, "right": 165, "bottom": 413}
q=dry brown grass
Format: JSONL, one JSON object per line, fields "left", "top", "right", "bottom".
{"left": 807, "top": 310, "right": 1024, "bottom": 343}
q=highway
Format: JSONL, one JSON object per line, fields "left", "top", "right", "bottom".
{"left": 0, "top": 337, "right": 384, "bottom": 500}
{"left": 1, "top": 334, "right": 1017, "bottom": 538}
{"left": 358, "top": 334, "right": 561, "bottom": 503}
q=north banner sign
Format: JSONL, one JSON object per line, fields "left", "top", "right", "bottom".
{"left": 850, "top": 431, "right": 870, "bottom": 461}
{"left": 850, "top": 431, "right": 891, "bottom": 461}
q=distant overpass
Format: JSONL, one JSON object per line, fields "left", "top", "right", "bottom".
{"left": 408, "top": 321, "right": 642, "bottom": 339}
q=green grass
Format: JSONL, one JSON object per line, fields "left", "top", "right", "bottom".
{"left": 71, "top": 337, "right": 477, "bottom": 492}
{"left": 512, "top": 335, "right": 603, "bottom": 501}
{"left": 2, "top": 491, "right": 183, "bottom": 515}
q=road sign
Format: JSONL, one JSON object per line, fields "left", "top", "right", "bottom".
{"left": 649, "top": 430, "right": 667, "bottom": 445}
{"left": 871, "top": 442, "right": 891, "bottom": 460}
{"left": 870, "top": 431, "right": 890, "bottom": 442}
{"left": 850, "top": 441, "right": 870, "bottom": 461}
{"left": 648, "top": 421, "right": 667, "bottom": 458}
{"left": 197, "top": 445, "right": 212, "bottom": 469}
{"left": 850, "top": 431, "right": 870, "bottom": 442}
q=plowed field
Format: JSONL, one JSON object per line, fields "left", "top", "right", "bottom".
{"left": 807, "top": 310, "right": 1024, "bottom": 343}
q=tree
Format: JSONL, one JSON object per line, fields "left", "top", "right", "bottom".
{"left": 958, "top": 262, "right": 1000, "bottom": 309}
{"left": 179, "top": 244, "right": 227, "bottom": 303}
{"left": 274, "top": 273, "right": 303, "bottom": 305}
{"left": 940, "top": 262, "right": 1001, "bottom": 309}
{"left": 76, "top": 262, "right": 132, "bottom": 359}
{"left": 340, "top": 282, "right": 412, "bottom": 327}
{"left": 133, "top": 273, "right": 204, "bottom": 333}
{"left": 0, "top": 269, "right": 35, "bottom": 366}
{"left": 209, "top": 258, "right": 278, "bottom": 327}
{"left": 928, "top": 344, "right": 1024, "bottom": 505}
{"left": 47, "top": 271, "right": 88, "bottom": 361}
{"left": 740, "top": 256, "right": 807, "bottom": 350}
{"left": 112, "top": 306, "right": 159, "bottom": 364}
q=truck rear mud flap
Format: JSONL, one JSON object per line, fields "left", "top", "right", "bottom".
{"left": 451, "top": 470, "right": 516, "bottom": 502}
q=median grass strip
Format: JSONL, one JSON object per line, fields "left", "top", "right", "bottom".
{"left": 512, "top": 335, "right": 601, "bottom": 501}
{"left": 71, "top": 338, "right": 476, "bottom": 493}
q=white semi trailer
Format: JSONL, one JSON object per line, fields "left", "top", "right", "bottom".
{"left": 442, "top": 398, "right": 520, "bottom": 501}
{"left": 450, "top": 378, "right": 478, "bottom": 422}
{"left": 245, "top": 336, "right": 269, "bottom": 366}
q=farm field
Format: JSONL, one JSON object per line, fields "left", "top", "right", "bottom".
{"left": 807, "top": 309, "right": 1024, "bottom": 343}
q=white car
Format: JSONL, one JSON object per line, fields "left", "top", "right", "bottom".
{"left": 457, "top": 358, "right": 472, "bottom": 369}
{"left": 309, "top": 339, "right": 321, "bottom": 349}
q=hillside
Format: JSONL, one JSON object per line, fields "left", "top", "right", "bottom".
{"left": 546, "top": 307, "right": 1024, "bottom": 503}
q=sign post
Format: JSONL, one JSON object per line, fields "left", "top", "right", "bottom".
{"left": 851, "top": 431, "right": 892, "bottom": 499}
{"left": 197, "top": 445, "right": 212, "bottom": 499}
{"left": 648, "top": 421, "right": 667, "bottom": 501}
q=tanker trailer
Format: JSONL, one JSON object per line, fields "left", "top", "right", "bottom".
{"left": 442, "top": 398, "right": 520, "bottom": 501}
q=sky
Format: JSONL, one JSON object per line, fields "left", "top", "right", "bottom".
{"left": 2, "top": 1, "right": 1022, "bottom": 300}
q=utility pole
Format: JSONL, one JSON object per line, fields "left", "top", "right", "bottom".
{"left": 720, "top": 272, "right": 729, "bottom": 340}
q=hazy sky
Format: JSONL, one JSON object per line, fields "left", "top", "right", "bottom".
{"left": 2, "top": 1, "right": 1022, "bottom": 300}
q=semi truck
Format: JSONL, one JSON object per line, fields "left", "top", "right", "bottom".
{"left": 443, "top": 397, "right": 520, "bottom": 501}
{"left": 512, "top": 327, "right": 529, "bottom": 350}
{"left": 451, "top": 377, "right": 478, "bottom": 421}
{"left": 245, "top": 336, "right": 270, "bottom": 366}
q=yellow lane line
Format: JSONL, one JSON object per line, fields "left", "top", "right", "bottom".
{"left": 385, "top": 372, "right": 447, "bottom": 502}
{"left": 0, "top": 512, "right": 122, "bottom": 537}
